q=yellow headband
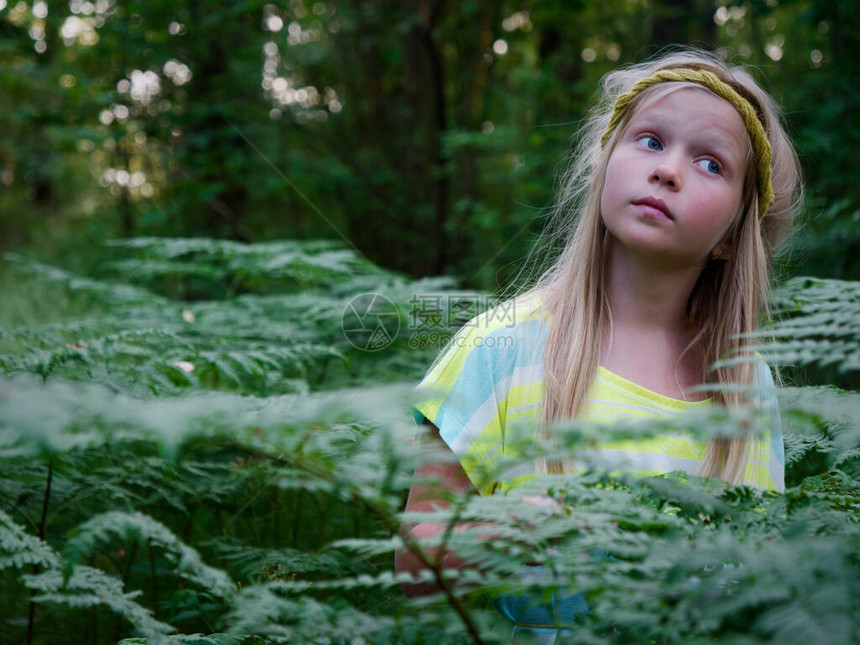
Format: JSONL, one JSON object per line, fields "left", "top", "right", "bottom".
{"left": 600, "top": 68, "right": 774, "bottom": 220}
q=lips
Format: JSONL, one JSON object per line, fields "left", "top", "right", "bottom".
{"left": 632, "top": 196, "right": 673, "bottom": 220}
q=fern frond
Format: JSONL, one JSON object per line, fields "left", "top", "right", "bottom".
{"left": 744, "top": 277, "right": 860, "bottom": 374}
{"left": 64, "top": 511, "right": 236, "bottom": 600}
{"left": 24, "top": 565, "right": 175, "bottom": 637}
{"left": 105, "top": 237, "right": 385, "bottom": 293}
{"left": 3, "top": 253, "right": 163, "bottom": 306}
{"left": 328, "top": 536, "right": 400, "bottom": 559}
{"left": 208, "top": 541, "right": 344, "bottom": 583}
{"left": 0, "top": 509, "right": 59, "bottom": 570}
{"left": 117, "top": 636, "right": 230, "bottom": 645}
{"left": 221, "top": 582, "right": 406, "bottom": 645}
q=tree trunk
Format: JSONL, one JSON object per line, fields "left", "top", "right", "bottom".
{"left": 411, "top": 0, "right": 450, "bottom": 275}
{"left": 652, "top": 0, "right": 716, "bottom": 50}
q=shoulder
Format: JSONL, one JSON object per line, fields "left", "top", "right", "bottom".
{"left": 748, "top": 358, "right": 780, "bottom": 418}
{"left": 456, "top": 293, "right": 548, "bottom": 340}
{"left": 420, "top": 294, "right": 548, "bottom": 383}
{"left": 747, "top": 357, "right": 785, "bottom": 492}
{"left": 751, "top": 359, "right": 776, "bottom": 389}
{"left": 413, "top": 295, "right": 548, "bottom": 489}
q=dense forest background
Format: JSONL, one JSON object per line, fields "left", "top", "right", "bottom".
{"left": 2, "top": 2, "right": 860, "bottom": 644}
{"left": 2, "top": 0, "right": 859, "bottom": 285}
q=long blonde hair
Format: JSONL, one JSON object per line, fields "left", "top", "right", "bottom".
{"left": 514, "top": 48, "right": 803, "bottom": 483}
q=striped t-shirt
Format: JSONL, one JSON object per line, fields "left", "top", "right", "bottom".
{"left": 414, "top": 295, "right": 785, "bottom": 493}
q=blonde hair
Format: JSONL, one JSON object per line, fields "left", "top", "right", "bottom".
{"left": 513, "top": 48, "right": 803, "bottom": 483}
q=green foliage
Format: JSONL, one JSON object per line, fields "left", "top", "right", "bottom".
{"left": 4, "top": 0, "right": 859, "bottom": 286}
{"left": 0, "top": 509, "right": 59, "bottom": 571}
{"left": 0, "top": 240, "right": 858, "bottom": 644}
{"left": 102, "top": 237, "right": 386, "bottom": 298}
{"left": 63, "top": 511, "right": 236, "bottom": 600}
{"left": 25, "top": 565, "right": 175, "bottom": 637}
{"left": 1, "top": 242, "right": 397, "bottom": 397}
{"left": 753, "top": 276, "right": 860, "bottom": 391}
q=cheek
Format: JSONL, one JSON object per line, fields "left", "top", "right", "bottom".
{"left": 600, "top": 160, "right": 624, "bottom": 215}
{"left": 689, "top": 191, "right": 741, "bottom": 240}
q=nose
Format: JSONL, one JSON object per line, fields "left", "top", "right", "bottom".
{"left": 650, "top": 156, "right": 682, "bottom": 190}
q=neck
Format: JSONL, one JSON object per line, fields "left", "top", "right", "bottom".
{"left": 604, "top": 242, "right": 703, "bottom": 332}
{"left": 600, "top": 241, "right": 707, "bottom": 398}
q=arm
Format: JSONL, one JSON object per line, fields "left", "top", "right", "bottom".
{"left": 394, "top": 422, "right": 496, "bottom": 597}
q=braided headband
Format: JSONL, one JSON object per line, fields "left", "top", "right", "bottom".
{"left": 600, "top": 68, "right": 774, "bottom": 220}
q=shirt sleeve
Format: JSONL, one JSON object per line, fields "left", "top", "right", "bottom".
{"left": 413, "top": 323, "right": 514, "bottom": 494}
{"left": 745, "top": 360, "right": 785, "bottom": 492}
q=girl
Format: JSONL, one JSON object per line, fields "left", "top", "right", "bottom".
{"left": 396, "top": 47, "right": 802, "bottom": 640}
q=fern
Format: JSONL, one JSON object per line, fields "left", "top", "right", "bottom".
{"left": 64, "top": 511, "right": 236, "bottom": 600}
{"left": 117, "top": 636, "right": 231, "bottom": 645}
{"left": 3, "top": 253, "right": 160, "bottom": 304}
{"left": 104, "top": 237, "right": 386, "bottom": 296}
{"left": 1, "top": 246, "right": 859, "bottom": 644}
{"left": 0, "top": 509, "right": 59, "bottom": 571}
{"left": 221, "top": 582, "right": 416, "bottom": 645}
{"left": 752, "top": 277, "right": 860, "bottom": 373}
{"left": 207, "top": 541, "right": 346, "bottom": 583}
{"left": 24, "top": 565, "right": 175, "bottom": 637}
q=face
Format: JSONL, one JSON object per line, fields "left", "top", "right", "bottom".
{"left": 600, "top": 87, "right": 750, "bottom": 271}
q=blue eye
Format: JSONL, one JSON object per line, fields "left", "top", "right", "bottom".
{"left": 696, "top": 159, "right": 721, "bottom": 175}
{"left": 637, "top": 135, "right": 662, "bottom": 151}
